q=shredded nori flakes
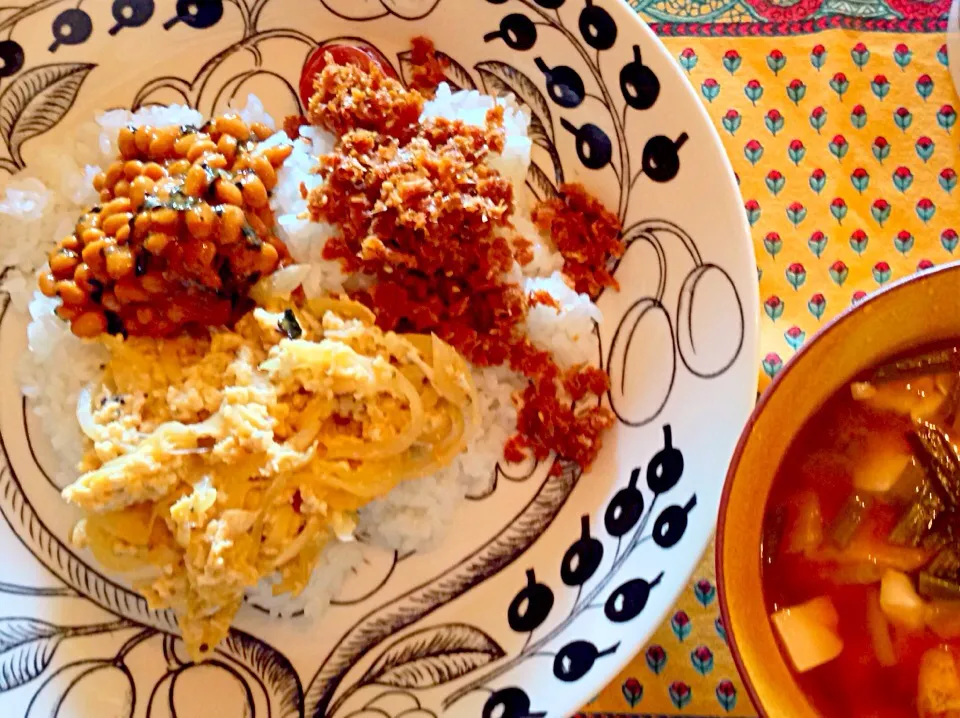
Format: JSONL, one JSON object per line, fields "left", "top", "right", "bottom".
{"left": 143, "top": 192, "right": 196, "bottom": 212}
{"left": 135, "top": 252, "right": 149, "bottom": 277}
{"left": 241, "top": 223, "right": 262, "bottom": 249}
{"left": 88, "top": 278, "right": 104, "bottom": 305}
{"left": 278, "top": 310, "right": 302, "bottom": 340}
{"left": 105, "top": 311, "right": 126, "bottom": 337}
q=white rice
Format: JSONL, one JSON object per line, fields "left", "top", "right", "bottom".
{"left": 2, "top": 89, "right": 603, "bottom": 620}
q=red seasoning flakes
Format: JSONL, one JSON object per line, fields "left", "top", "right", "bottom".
{"left": 529, "top": 290, "right": 560, "bottom": 312}
{"left": 283, "top": 114, "right": 307, "bottom": 140}
{"left": 308, "top": 78, "right": 522, "bottom": 367}
{"left": 564, "top": 365, "right": 611, "bottom": 402}
{"left": 532, "top": 183, "right": 625, "bottom": 298}
{"left": 307, "top": 59, "right": 424, "bottom": 142}
{"left": 505, "top": 353, "right": 613, "bottom": 469}
{"left": 407, "top": 36, "right": 448, "bottom": 96}
{"left": 512, "top": 376, "right": 615, "bottom": 471}
{"left": 306, "top": 57, "right": 617, "bottom": 473}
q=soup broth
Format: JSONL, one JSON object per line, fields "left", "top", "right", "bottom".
{"left": 763, "top": 344, "right": 960, "bottom": 717}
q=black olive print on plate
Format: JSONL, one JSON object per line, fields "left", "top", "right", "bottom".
{"left": 561, "top": 516, "right": 604, "bottom": 588}
{"left": 164, "top": 0, "right": 225, "bottom": 30}
{"left": 553, "top": 640, "right": 620, "bottom": 682}
{"left": 561, "top": 118, "right": 613, "bottom": 170}
{"left": 621, "top": 45, "right": 660, "bottom": 110}
{"left": 578, "top": 0, "right": 617, "bottom": 50}
{"left": 605, "top": 467, "right": 644, "bottom": 537}
{"left": 110, "top": 0, "right": 156, "bottom": 36}
{"left": 484, "top": 0, "right": 689, "bottom": 238}
{"left": 605, "top": 572, "right": 664, "bottom": 622}
{"left": 483, "top": 687, "right": 546, "bottom": 718}
{"left": 0, "top": 40, "right": 24, "bottom": 77}
{"left": 484, "top": 14, "right": 538, "bottom": 51}
{"left": 441, "top": 425, "right": 693, "bottom": 714}
{"left": 49, "top": 9, "right": 92, "bottom": 52}
{"left": 535, "top": 58, "right": 585, "bottom": 108}
{"left": 508, "top": 570, "right": 555, "bottom": 633}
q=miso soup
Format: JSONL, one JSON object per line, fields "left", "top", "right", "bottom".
{"left": 763, "top": 345, "right": 960, "bottom": 717}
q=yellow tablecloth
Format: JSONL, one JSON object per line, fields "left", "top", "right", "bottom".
{"left": 584, "top": 4, "right": 957, "bottom": 714}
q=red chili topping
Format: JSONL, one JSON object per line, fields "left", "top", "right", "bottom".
{"left": 513, "top": 375, "right": 615, "bottom": 467}
{"left": 299, "top": 43, "right": 397, "bottom": 108}
{"left": 408, "top": 36, "right": 448, "bottom": 96}
{"left": 565, "top": 365, "right": 611, "bottom": 402}
{"left": 306, "top": 55, "right": 618, "bottom": 472}
{"left": 529, "top": 290, "right": 560, "bottom": 312}
{"left": 531, "top": 184, "right": 625, "bottom": 298}
{"left": 283, "top": 114, "right": 307, "bottom": 141}
{"left": 307, "top": 59, "right": 423, "bottom": 143}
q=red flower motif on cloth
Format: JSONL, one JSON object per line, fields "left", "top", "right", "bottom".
{"left": 884, "top": 0, "right": 949, "bottom": 19}
{"left": 740, "top": 0, "right": 824, "bottom": 21}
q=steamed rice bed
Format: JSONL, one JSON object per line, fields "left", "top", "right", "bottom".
{"left": 2, "top": 85, "right": 604, "bottom": 634}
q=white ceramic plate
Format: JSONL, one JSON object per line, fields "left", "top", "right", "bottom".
{"left": 0, "top": 1, "right": 757, "bottom": 716}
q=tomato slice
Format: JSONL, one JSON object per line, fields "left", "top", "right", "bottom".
{"left": 299, "top": 43, "right": 397, "bottom": 108}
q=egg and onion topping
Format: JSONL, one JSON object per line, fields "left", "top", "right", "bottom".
{"left": 63, "top": 297, "right": 479, "bottom": 659}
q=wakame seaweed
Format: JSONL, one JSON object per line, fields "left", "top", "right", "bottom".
{"left": 829, "top": 494, "right": 873, "bottom": 548}
{"left": 889, "top": 483, "right": 946, "bottom": 547}
{"left": 762, "top": 505, "right": 786, "bottom": 566}
{"left": 888, "top": 422, "right": 960, "bottom": 548}
{"left": 870, "top": 346, "right": 960, "bottom": 383}
{"left": 919, "top": 571, "right": 960, "bottom": 600}
{"left": 911, "top": 421, "right": 960, "bottom": 507}
{"left": 928, "top": 547, "right": 960, "bottom": 581}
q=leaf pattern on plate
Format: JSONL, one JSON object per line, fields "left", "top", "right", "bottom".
{"left": 219, "top": 629, "right": 304, "bottom": 718}
{"left": 0, "top": 62, "right": 95, "bottom": 167}
{"left": 358, "top": 623, "right": 505, "bottom": 689}
{"left": 526, "top": 161, "right": 559, "bottom": 202}
{"left": 0, "top": 617, "right": 63, "bottom": 691}
{"left": 397, "top": 49, "right": 478, "bottom": 92}
{"left": 475, "top": 60, "right": 564, "bottom": 185}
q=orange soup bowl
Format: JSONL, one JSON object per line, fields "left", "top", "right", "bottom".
{"left": 717, "top": 261, "right": 960, "bottom": 716}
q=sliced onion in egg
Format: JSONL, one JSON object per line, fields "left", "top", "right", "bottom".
{"left": 76, "top": 384, "right": 98, "bottom": 441}
{"left": 250, "top": 264, "right": 310, "bottom": 304}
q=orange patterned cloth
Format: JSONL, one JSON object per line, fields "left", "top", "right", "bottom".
{"left": 583, "top": 6, "right": 956, "bottom": 716}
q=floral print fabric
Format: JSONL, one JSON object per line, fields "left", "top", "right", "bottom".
{"left": 584, "top": 16, "right": 956, "bottom": 717}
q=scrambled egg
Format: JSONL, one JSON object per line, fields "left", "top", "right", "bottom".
{"left": 63, "top": 298, "right": 479, "bottom": 660}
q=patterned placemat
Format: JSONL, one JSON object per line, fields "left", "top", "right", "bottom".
{"left": 582, "top": 0, "right": 955, "bottom": 713}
